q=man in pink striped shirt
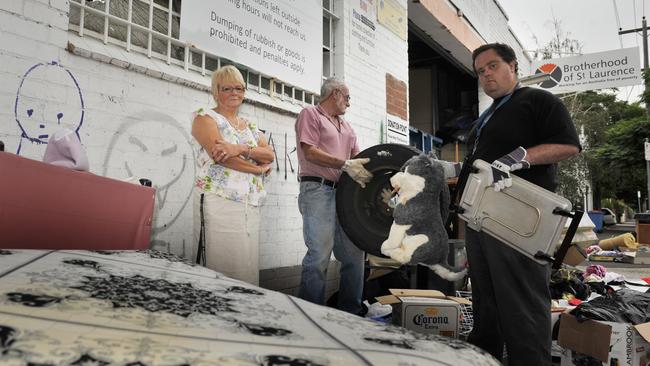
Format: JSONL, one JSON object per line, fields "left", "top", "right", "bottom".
{"left": 294, "top": 77, "right": 372, "bottom": 315}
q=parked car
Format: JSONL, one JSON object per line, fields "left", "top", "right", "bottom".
{"left": 602, "top": 207, "right": 617, "bottom": 226}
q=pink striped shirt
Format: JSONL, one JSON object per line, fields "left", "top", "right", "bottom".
{"left": 295, "top": 105, "right": 360, "bottom": 182}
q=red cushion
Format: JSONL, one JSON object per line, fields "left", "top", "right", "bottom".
{"left": 0, "top": 152, "right": 154, "bottom": 250}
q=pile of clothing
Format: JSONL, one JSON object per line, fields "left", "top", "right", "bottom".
{"left": 550, "top": 265, "right": 627, "bottom": 305}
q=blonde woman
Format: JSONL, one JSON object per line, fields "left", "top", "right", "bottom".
{"left": 191, "top": 65, "right": 274, "bottom": 285}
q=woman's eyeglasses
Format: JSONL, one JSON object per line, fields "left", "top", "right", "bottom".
{"left": 220, "top": 86, "right": 246, "bottom": 94}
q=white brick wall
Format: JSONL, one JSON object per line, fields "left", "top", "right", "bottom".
{"left": 334, "top": 0, "right": 409, "bottom": 148}
{"left": 0, "top": 0, "right": 306, "bottom": 267}
{"left": 0, "top": 1, "right": 25, "bottom": 16}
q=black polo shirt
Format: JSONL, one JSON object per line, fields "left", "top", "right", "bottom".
{"left": 469, "top": 87, "right": 581, "bottom": 192}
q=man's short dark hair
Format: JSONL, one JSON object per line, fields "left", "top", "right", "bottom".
{"left": 472, "top": 43, "right": 518, "bottom": 73}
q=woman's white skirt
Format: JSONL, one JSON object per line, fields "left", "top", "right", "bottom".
{"left": 192, "top": 190, "right": 260, "bottom": 285}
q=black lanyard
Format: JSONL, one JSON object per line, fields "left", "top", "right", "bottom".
{"left": 472, "top": 84, "right": 521, "bottom": 153}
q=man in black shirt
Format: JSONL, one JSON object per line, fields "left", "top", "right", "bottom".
{"left": 466, "top": 43, "right": 581, "bottom": 365}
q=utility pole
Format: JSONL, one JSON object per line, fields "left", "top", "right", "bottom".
{"left": 621, "top": 19, "right": 650, "bottom": 212}
{"left": 645, "top": 138, "right": 650, "bottom": 211}
{"left": 619, "top": 16, "right": 649, "bottom": 115}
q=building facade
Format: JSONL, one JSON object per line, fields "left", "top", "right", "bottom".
{"left": 0, "top": 0, "right": 528, "bottom": 293}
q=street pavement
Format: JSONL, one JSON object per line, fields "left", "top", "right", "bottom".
{"left": 580, "top": 221, "right": 650, "bottom": 281}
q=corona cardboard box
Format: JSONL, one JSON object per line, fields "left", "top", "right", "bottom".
{"left": 377, "top": 289, "right": 469, "bottom": 338}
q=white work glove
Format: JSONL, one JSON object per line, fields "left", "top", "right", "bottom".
{"left": 490, "top": 146, "right": 530, "bottom": 192}
{"left": 380, "top": 188, "right": 399, "bottom": 208}
{"left": 342, "top": 158, "right": 373, "bottom": 188}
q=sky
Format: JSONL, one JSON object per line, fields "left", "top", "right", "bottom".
{"left": 498, "top": 0, "right": 648, "bottom": 103}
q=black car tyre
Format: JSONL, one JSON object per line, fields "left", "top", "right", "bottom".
{"left": 336, "top": 143, "right": 421, "bottom": 257}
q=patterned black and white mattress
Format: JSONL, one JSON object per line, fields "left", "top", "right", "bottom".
{"left": 0, "top": 250, "right": 497, "bottom": 365}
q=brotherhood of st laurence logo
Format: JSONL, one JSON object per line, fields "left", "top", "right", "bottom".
{"left": 535, "top": 63, "right": 562, "bottom": 88}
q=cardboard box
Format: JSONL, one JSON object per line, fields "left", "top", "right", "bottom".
{"left": 562, "top": 245, "right": 587, "bottom": 266}
{"left": 634, "top": 245, "right": 650, "bottom": 264}
{"left": 555, "top": 214, "right": 596, "bottom": 266}
{"left": 376, "top": 289, "right": 470, "bottom": 338}
{"left": 558, "top": 313, "right": 650, "bottom": 365}
{"left": 635, "top": 214, "right": 650, "bottom": 244}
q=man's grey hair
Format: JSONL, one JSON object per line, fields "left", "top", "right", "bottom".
{"left": 321, "top": 77, "right": 345, "bottom": 100}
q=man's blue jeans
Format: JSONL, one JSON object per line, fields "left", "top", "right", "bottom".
{"left": 297, "top": 181, "right": 364, "bottom": 314}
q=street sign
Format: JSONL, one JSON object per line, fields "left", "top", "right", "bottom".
{"left": 645, "top": 141, "right": 650, "bottom": 161}
{"left": 531, "top": 47, "right": 642, "bottom": 94}
{"left": 386, "top": 115, "right": 409, "bottom": 145}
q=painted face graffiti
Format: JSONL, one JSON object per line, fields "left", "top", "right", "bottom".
{"left": 102, "top": 112, "right": 195, "bottom": 238}
{"left": 14, "top": 61, "right": 85, "bottom": 155}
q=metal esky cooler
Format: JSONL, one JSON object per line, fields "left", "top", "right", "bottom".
{"left": 458, "top": 159, "right": 572, "bottom": 264}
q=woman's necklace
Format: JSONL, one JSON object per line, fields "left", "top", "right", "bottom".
{"left": 218, "top": 109, "right": 246, "bottom": 132}
{"left": 230, "top": 117, "right": 245, "bottom": 132}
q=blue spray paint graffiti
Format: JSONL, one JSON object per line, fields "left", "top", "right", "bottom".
{"left": 14, "top": 61, "right": 85, "bottom": 155}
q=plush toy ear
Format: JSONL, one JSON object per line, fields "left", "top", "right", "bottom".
{"left": 426, "top": 151, "right": 439, "bottom": 166}
{"left": 427, "top": 151, "right": 438, "bottom": 159}
{"left": 401, "top": 155, "right": 417, "bottom": 171}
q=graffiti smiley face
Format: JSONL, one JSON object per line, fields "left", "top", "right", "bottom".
{"left": 14, "top": 61, "right": 85, "bottom": 154}
{"left": 102, "top": 111, "right": 195, "bottom": 234}
{"left": 123, "top": 133, "right": 186, "bottom": 197}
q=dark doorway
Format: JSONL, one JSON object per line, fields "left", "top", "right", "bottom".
{"left": 408, "top": 24, "right": 477, "bottom": 160}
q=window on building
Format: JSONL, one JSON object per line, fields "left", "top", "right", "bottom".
{"left": 322, "top": 0, "right": 335, "bottom": 80}
{"left": 68, "top": 0, "right": 335, "bottom": 104}
{"left": 318, "top": 0, "right": 338, "bottom": 104}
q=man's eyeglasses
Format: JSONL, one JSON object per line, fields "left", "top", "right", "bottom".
{"left": 220, "top": 86, "right": 246, "bottom": 94}
{"left": 337, "top": 89, "right": 351, "bottom": 102}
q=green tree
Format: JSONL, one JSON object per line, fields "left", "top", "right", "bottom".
{"left": 594, "top": 116, "right": 650, "bottom": 204}
{"left": 558, "top": 92, "right": 644, "bottom": 208}
{"left": 589, "top": 69, "right": 650, "bottom": 210}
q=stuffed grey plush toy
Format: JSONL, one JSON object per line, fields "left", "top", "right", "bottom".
{"left": 381, "top": 153, "right": 467, "bottom": 281}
